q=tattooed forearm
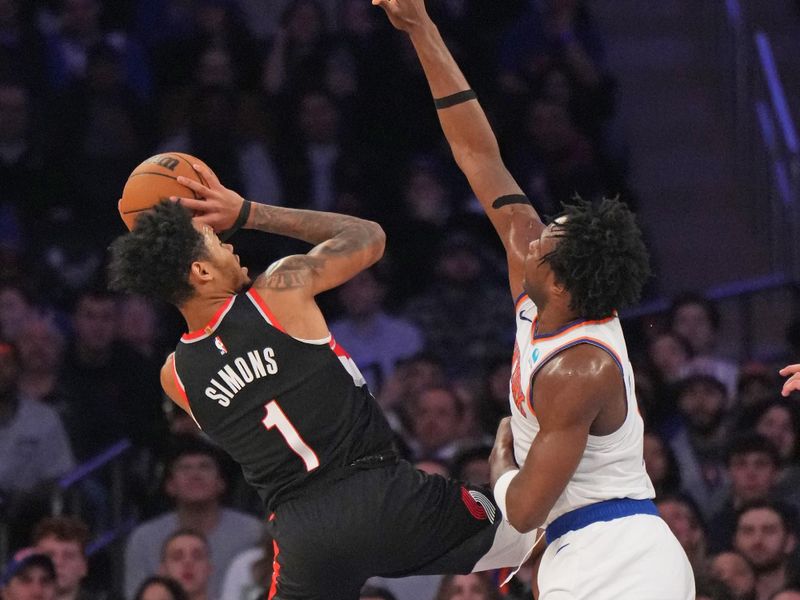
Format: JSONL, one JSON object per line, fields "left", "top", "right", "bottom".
{"left": 246, "top": 203, "right": 383, "bottom": 251}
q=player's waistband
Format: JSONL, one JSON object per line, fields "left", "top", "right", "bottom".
{"left": 545, "top": 498, "right": 658, "bottom": 544}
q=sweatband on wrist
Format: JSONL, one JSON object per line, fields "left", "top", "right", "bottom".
{"left": 220, "top": 200, "right": 252, "bottom": 242}
{"left": 493, "top": 469, "right": 519, "bottom": 520}
{"left": 434, "top": 89, "right": 477, "bottom": 110}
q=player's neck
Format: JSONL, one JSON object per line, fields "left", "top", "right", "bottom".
{"left": 535, "top": 303, "right": 580, "bottom": 337}
{"left": 180, "top": 292, "right": 235, "bottom": 335}
{"left": 176, "top": 502, "right": 221, "bottom": 534}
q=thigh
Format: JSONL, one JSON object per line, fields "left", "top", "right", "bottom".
{"left": 538, "top": 516, "right": 695, "bottom": 600}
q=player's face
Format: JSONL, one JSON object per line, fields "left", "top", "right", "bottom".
{"left": 734, "top": 508, "right": 795, "bottom": 572}
{"left": 197, "top": 224, "right": 250, "bottom": 291}
{"left": 160, "top": 535, "right": 211, "bottom": 597}
{"left": 1, "top": 567, "right": 57, "bottom": 600}
{"left": 522, "top": 222, "right": 562, "bottom": 303}
{"left": 35, "top": 537, "right": 87, "bottom": 595}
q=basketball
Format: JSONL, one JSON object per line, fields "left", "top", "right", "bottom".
{"left": 118, "top": 152, "right": 209, "bottom": 230}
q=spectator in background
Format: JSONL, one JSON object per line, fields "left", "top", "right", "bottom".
{"left": 403, "top": 231, "right": 511, "bottom": 378}
{"left": 0, "top": 343, "right": 76, "bottom": 549}
{"left": 43, "top": 0, "right": 151, "bottom": 98}
{"left": 643, "top": 430, "right": 682, "bottom": 498}
{"left": 61, "top": 289, "right": 167, "bottom": 461}
{"left": 774, "top": 589, "right": 800, "bottom": 600}
{"left": 780, "top": 364, "right": 800, "bottom": 397}
{"left": 16, "top": 313, "right": 68, "bottom": 409}
{"left": 0, "top": 280, "right": 34, "bottom": 343}
{"left": 749, "top": 400, "right": 800, "bottom": 511}
{"left": 669, "top": 293, "right": 739, "bottom": 399}
{"left": 737, "top": 366, "right": 775, "bottom": 410}
{"left": 330, "top": 265, "right": 424, "bottom": 395}
{"left": 434, "top": 572, "right": 501, "bottom": 600}
{"left": 451, "top": 445, "right": 492, "bottom": 487}
{"left": 709, "top": 434, "right": 781, "bottom": 553}
{"left": 378, "top": 353, "right": 446, "bottom": 416}
{"left": 669, "top": 373, "right": 732, "bottom": 520}
{"left": 475, "top": 355, "right": 512, "bottom": 438}
{"left": 709, "top": 551, "right": 756, "bottom": 600}
{"left": 32, "top": 516, "right": 98, "bottom": 600}
{"left": 158, "top": 85, "right": 283, "bottom": 208}
{"left": 645, "top": 331, "right": 693, "bottom": 431}
{"left": 158, "top": 530, "right": 212, "bottom": 600}
{"left": 733, "top": 502, "right": 798, "bottom": 600}
{"left": 118, "top": 295, "right": 164, "bottom": 361}
{"left": 694, "top": 578, "right": 736, "bottom": 600}
{"left": 124, "top": 437, "right": 265, "bottom": 600}
{"left": 0, "top": 549, "right": 57, "bottom": 600}
{"left": 262, "top": 0, "right": 329, "bottom": 98}
{"left": 220, "top": 535, "right": 273, "bottom": 600}
{"left": 404, "top": 385, "right": 470, "bottom": 462}
{"left": 656, "top": 493, "right": 709, "bottom": 575}
{"left": 0, "top": 0, "right": 48, "bottom": 91}
{"left": 133, "top": 576, "right": 188, "bottom": 600}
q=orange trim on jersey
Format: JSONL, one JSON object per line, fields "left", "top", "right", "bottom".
{"left": 531, "top": 313, "right": 617, "bottom": 342}
{"left": 268, "top": 535, "right": 280, "bottom": 599}
{"left": 525, "top": 335, "right": 624, "bottom": 417}
{"left": 515, "top": 293, "right": 530, "bottom": 310}
{"left": 246, "top": 288, "right": 286, "bottom": 333}
{"left": 181, "top": 296, "right": 235, "bottom": 341}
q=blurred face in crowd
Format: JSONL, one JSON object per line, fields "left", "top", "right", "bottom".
{"left": 17, "top": 317, "right": 65, "bottom": 375}
{"left": 729, "top": 451, "right": 777, "bottom": 503}
{"left": 299, "top": 93, "right": 339, "bottom": 144}
{"left": 118, "top": 295, "right": 158, "bottom": 351}
{"left": 672, "top": 301, "right": 715, "bottom": 355}
{"left": 774, "top": 592, "right": 800, "bottom": 600}
{"left": 338, "top": 271, "right": 384, "bottom": 319}
{"left": 138, "top": 581, "right": 179, "bottom": 600}
{"left": 285, "top": 0, "right": 324, "bottom": 45}
{"left": 73, "top": 296, "right": 117, "bottom": 354}
{"left": 756, "top": 405, "right": 796, "bottom": 462}
{"left": 160, "top": 534, "right": 211, "bottom": 599}
{"left": 404, "top": 168, "right": 449, "bottom": 225}
{"left": 458, "top": 457, "right": 490, "bottom": 487}
{"left": 677, "top": 379, "right": 726, "bottom": 434}
{"left": 0, "top": 83, "right": 28, "bottom": 144}
{"left": 35, "top": 537, "right": 87, "bottom": 596}
{"left": 649, "top": 332, "right": 690, "bottom": 382}
{"left": 734, "top": 508, "right": 796, "bottom": 573}
{"left": 197, "top": 48, "right": 235, "bottom": 88}
{"left": 709, "top": 552, "right": 755, "bottom": 600}
{"left": 412, "top": 388, "right": 462, "bottom": 453}
{"left": 166, "top": 454, "right": 226, "bottom": 506}
{"left": 657, "top": 499, "right": 704, "bottom": 556}
{"left": 1, "top": 566, "right": 57, "bottom": 600}
{"left": 0, "top": 286, "right": 31, "bottom": 341}
{"left": 62, "top": 0, "right": 99, "bottom": 36}
{"left": 643, "top": 432, "right": 669, "bottom": 486}
{"left": 0, "top": 345, "right": 19, "bottom": 396}
{"left": 439, "top": 574, "right": 494, "bottom": 600}
{"left": 342, "top": 0, "right": 375, "bottom": 37}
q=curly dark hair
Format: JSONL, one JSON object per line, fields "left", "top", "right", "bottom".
{"left": 542, "top": 197, "right": 650, "bottom": 319}
{"left": 107, "top": 201, "right": 207, "bottom": 306}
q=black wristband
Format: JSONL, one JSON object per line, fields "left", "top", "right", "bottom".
{"left": 434, "top": 89, "right": 477, "bottom": 110}
{"left": 492, "top": 194, "right": 531, "bottom": 209}
{"left": 220, "top": 200, "right": 251, "bottom": 242}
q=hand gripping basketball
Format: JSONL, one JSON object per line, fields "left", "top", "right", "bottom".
{"left": 171, "top": 164, "right": 250, "bottom": 236}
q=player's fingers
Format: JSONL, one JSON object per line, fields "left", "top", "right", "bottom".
{"left": 781, "top": 374, "right": 800, "bottom": 396}
{"left": 176, "top": 175, "right": 212, "bottom": 197}
{"left": 170, "top": 196, "right": 208, "bottom": 213}
{"left": 193, "top": 162, "right": 221, "bottom": 188}
{"left": 778, "top": 364, "right": 800, "bottom": 376}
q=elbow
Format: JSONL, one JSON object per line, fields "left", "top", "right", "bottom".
{"left": 366, "top": 220, "right": 386, "bottom": 263}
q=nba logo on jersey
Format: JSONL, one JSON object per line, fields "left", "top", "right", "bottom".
{"left": 214, "top": 336, "right": 228, "bottom": 355}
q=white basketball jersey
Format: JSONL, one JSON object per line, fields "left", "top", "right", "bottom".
{"left": 509, "top": 295, "right": 654, "bottom": 526}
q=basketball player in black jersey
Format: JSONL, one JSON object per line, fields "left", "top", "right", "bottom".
{"left": 108, "top": 166, "right": 534, "bottom": 600}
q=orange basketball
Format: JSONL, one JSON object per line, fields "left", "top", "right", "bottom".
{"left": 119, "top": 152, "right": 209, "bottom": 230}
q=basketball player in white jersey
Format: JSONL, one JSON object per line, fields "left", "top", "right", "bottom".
{"left": 375, "top": 0, "right": 695, "bottom": 597}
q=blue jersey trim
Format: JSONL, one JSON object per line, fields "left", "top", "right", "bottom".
{"left": 545, "top": 498, "right": 658, "bottom": 544}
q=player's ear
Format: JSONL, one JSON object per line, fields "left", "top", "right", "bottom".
{"left": 189, "top": 260, "right": 214, "bottom": 285}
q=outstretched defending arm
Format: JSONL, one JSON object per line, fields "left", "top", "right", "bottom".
{"left": 375, "top": 0, "right": 545, "bottom": 299}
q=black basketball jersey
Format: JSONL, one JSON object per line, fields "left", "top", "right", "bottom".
{"left": 172, "top": 287, "right": 396, "bottom": 511}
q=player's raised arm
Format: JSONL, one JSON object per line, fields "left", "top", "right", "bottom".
{"left": 173, "top": 163, "right": 385, "bottom": 298}
{"left": 375, "top": 0, "right": 545, "bottom": 299}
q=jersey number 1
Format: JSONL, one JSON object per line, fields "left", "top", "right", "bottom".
{"left": 262, "top": 400, "right": 320, "bottom": 471}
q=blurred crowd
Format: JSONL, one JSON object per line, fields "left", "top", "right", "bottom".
{"left": 1, "top": 1, "right": 799, "bottom": 600}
